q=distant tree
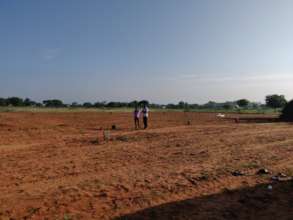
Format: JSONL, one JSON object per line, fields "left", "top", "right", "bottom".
{"left": 24, "top": 98, "right": 31, "bottom": 106}
{"left": 236, "top": 99, "right": 250, "bottom": 108}
{"left": 149, "top": 103, "right": 164, "bottom": 109}
{"left": 107, "top": 102, "right": 120, "bottom": 108}
{"left": 23, "top": 98, "right": 36, "bottom": 106}
{"left": 83, "top": 102, "right": 93, "bottom": 108}
{"left": 265, "top": 94, "right": 287, "bottom": 109}
{"left": 138, "top": 100, "right": 149, "bottom": 107}
{"left": 93, "top": 101, "right": 106, "bottom": 108}
{"left": 166, "top": 103, "right": 177, "bottom": 109}
{"left": 128, "top": 100, "right": 138, "bottom": 108}
{"left": 280, "top": 100, "right": 293, "bottom": 121}
{"left": 6, "top": 97, "right": 24, "bottom": 106}
{"left": 203, "top": 101, "right": 217, "bottom": 109}
{"left": 250, "top": 102, "right": 260, "bottom": 108}
{"left": 71, "top": 102, "right": 80, "bottom": 107}
{"left": 189, "top": 103, "right": 199, "bottom": 109}
{"left": 178, "top": 101, "right": 185, "bottom": 109}
{"left": 43, "top": 99, "right": 64, "bottom": 107}
{"left": 35, "top": 103, "right": 43, "bottom": 107}
{"left": 223, "top": 102, "right": 234, "bottom": 110}
{"left": 0, "top": 98, "right": 6, "bottom": 106}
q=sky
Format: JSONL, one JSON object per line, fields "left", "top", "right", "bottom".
{"left": 0, "top": 0, "right": 292, "bottom": 104}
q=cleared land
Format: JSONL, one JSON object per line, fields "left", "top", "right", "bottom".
{"left": 1, "top": 112, "right": 293, "bottom": 220}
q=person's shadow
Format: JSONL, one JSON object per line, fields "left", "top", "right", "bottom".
{"left": 114, "top": 180, "right": 293, "bottom": 220}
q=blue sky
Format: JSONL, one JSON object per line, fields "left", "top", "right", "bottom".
{"left": 0, "top": 0, "right": 292, "bottom": 104}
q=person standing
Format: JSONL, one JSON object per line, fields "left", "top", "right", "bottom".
{"left": 133, "top": 106, "right": 140, "bottom": 129}
{"left": 142, "top": 104, "right": 149, "bottom": 129}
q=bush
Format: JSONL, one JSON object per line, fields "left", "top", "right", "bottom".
{"left": 0, "top": 98, "right": 6, "bottom": 106}
{"left": 83, "top": 102, "right": 93, "bottom": 108}
{"left": 43, "top": 99, "right": 64, "bottom": 107}
{"left": 280, "top": 100, "right": 293, "bottom": 121}
{"left": 266, "top": 94, "right": 287, "bottom": 109}
{"left": 6, "top": 97, "right": 24, "bottom": 106}
{"left": 236, "top": 99, "right": 250, "bottom": 108}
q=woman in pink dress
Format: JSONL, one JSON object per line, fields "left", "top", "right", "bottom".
{"left": 133, "top": 106, "right": 140, "bottom": 129}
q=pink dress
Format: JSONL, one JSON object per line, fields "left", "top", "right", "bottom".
{"left": 134, "top": 110, "right": 140, "bottom": 119}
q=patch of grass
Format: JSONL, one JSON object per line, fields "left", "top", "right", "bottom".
{"left": 63, "top": 213, "right": 72, "bottom": 220}
{"left": 116, "top": 135, "right": 129, "bottom": 142}
{"left": 27, "top": 207, "right": 40, "bottom": 217}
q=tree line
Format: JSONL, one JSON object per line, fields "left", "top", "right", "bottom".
{"left": 0, "top": 94, "right": 288, "bottom": 109}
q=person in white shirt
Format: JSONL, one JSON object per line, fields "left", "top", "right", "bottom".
{"left": 142, "top": 104, "right": 149, "bottom": 129}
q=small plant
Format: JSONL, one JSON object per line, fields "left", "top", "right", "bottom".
{"left": 63, "top": 213, "right": 72, "bottom": 220}
{"left": 241, "top": 162, "right": 260, "bottom": 169}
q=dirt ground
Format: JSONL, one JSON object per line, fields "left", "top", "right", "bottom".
{"left": 1, "top": 112, "right": 293, "bottom": 220}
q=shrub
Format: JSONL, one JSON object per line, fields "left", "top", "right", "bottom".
{"left": 43, "top": 99, "right": 64, "bottom": 107}
{"left": 83, "top": 102, "right": 93, "bottom": 108}
{"left": 0, "top": 98, "right": 6, "bottom": 106}
{"left": 236, "top": 99, "right": 250, "bottom": 108}
{"left": 280, "top": 100, "right": 293, "bottom": 121}
{"left": 6, "top": 97, "right": 24, "bottom": 106}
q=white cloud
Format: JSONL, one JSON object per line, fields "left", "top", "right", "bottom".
{"left": 167, "top": 72, "right": 293, "bottom": 83}
{"left": 41, "top": 48, "right": 60, "bottom": 61}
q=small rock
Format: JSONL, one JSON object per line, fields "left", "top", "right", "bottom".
{"left": 98, "top": 191, "right": 108, "bottom": 197}
{"left": 278, "top": 173, "right": 287, "bottom": 177}
{"left": 257, "top": 168, "right": 269, "bottom": 175}
{"left": 232, "top": 170, "right": 245, "bottom": 176}
{"left": 271, "top": 173, "right": 292, "bottom": 182}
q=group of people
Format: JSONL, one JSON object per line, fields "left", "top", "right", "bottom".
{"left": 133, "top": 105, "right": 149, "bottom": 129}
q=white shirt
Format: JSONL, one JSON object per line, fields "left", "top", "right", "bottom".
{"left": 142, "top": 107, "right": 149, "bottom": 117}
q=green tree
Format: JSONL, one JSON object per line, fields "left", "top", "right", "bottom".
{"left": 23, "top": 98, "right": 36, "bottom": 106}
{"left": 6, "top": 97, "right": 24, "bottom": 106}
{"left": 138, "top": 100, "right": 149, "bottom": 107}
{"left": 71, "top": 102, "right": 80, "bottom": 107}
{"left": 265, "top": 94, "right": 287, "bottom": 108}
{"left": 43, "top": 99, "right": 64, "bottom": 107}
{"left": 128, "top": 100, "right": 138, "bottom": 108}
{"left": 0, "top": 98, "right": 7, "bottom": 106}
{"left": 223, "top": 102, "right": 234, "bottom": 110}
{"left": 83, "top": 102, "right": 93, "bottom": 108}
{"left": 236, "top": 99, "right": 250, "bottom": 108}
{"left": 93, "top": 101, "right": 106, "bottom": 108}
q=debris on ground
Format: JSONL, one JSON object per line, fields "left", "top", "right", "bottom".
{"left": 116, "top": 135, "right": 129, "bottom": 142}
{"left": 216, "top": 113, "right": 225, "bottom": 118}
{"left": 271, "top": 173, "right": 292, "bottom": 182}
{"left": 103, "top": 130, "right": 111, "bottom": 141}
{"left": 256, "top": 168, "right": 270, "bottom": 175}
{"left": 112, "top": 124, "right": 117, "bottom": 130}
{"left": 231, "top": 170, "right": 245, "bottom": 176}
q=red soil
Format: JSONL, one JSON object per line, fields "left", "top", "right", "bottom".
{"left": 0, "top": 112, "right": 293, "bottom": 220}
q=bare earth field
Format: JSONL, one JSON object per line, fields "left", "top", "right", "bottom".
{"left": 1, "top": 112, "right": 293, "bottom": 220}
